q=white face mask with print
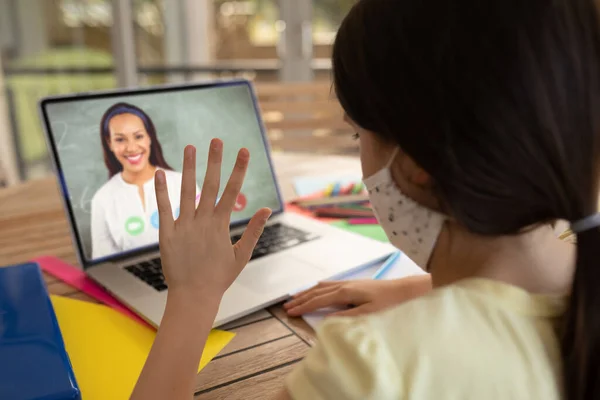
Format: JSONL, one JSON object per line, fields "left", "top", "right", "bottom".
{"left": 363, "top": 149, "right": 446, "bottom": 270}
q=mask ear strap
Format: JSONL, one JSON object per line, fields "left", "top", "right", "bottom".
{"left": 386, "top": 148, "right": 401, "bottom": 169}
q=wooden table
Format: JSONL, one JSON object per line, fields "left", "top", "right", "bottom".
{"left": 0, "top": 152, "right": 362, "bottom": 399}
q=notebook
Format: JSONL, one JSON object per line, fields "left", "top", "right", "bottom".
{"left": 50, "top": 295, "right": 235, "bottom": 400}
{"left": 330, "top": 220, "right": 388, "bottom": 242}
{"left": 0, "top": 262, "right": 81, "bottom": 400}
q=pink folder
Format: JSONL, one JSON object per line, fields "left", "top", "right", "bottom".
{"left": 34, "top": 255, "right": 151, "bottom": 328}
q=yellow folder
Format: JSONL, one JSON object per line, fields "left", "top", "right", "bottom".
{"left": 50, "top": 295, "right": 235, "bottom": 400}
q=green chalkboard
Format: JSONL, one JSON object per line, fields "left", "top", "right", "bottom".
{"left": 45, "top": 84, "right": 281, "bottom": 259}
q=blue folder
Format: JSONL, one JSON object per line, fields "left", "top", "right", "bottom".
{"left": 0, "top": 262, "right": 80, "bottom": 400}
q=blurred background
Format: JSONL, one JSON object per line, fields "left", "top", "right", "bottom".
{"left": 0, "top": 0, "right": 357, "bottom": 186}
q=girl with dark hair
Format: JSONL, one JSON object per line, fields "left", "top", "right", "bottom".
{"left": 130, "top": 0, "right": 600, "bottom": 399}
{"left": 91, "top": 102, "right": 198, "bottom": 259}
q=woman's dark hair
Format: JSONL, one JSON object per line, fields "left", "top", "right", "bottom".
{"left": 333, "top": 0, "right": 600, "bottom": 398}
{"left": 100, "top": 102, "right": 173, "bottom": 178}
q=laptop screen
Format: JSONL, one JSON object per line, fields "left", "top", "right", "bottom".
{"left": 41, "top": 81, "right": 283, "bottom": 266}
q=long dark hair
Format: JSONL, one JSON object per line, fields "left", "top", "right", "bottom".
{"left": 333, "top": 0, "right": 600, "bottom": 398}
{"left": 100, "top": 102, "right": 173, "bottom": 178}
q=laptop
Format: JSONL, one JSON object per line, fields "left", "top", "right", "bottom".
{"left": 39, "top": 79, "right": 395, "bottom": 327}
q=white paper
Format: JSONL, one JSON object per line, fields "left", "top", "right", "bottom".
{"left": 299, "top": 254, "right": 427, "bottom": 330}
{"left": 288, "top": 261, "right": 383, "bottom": 297}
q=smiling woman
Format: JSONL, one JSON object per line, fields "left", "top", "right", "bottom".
{"left": 91, "top": 102, "right": 199, "bottom": 260}
{"left": 100, "top": 103, "right": 173, "bottom": 181}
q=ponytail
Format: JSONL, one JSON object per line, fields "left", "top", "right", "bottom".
{"left": 562, "top": 223, "right": 600, "bottom": 399}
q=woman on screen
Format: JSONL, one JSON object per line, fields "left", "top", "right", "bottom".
{"left": 91, "top": 102, "right": 198, "bottom": 259}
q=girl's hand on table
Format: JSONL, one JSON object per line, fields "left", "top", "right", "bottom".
{"left": 284, "top": 274, "right": 432, "bottom": 317}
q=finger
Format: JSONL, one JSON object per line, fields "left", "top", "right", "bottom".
{"left": 197, "top": 138, "right": 223, "bottom": 215}
{"left": 154, "top": 170, "right": 174, "bottom": 235}
{"left": 284, "top": 284, "right": 341, "bottom": 310}
{"left": 179, "top": 145, "right": 197, "bottom": 219}
{"left": 291, "top": 281, "right": 342, "bottom": 299}
{"left": 215, "top": 148, "right": 249, "bottom": 217}
{"left": 330, "top": 305, "right": 374, "bottom": 318}
{"left": 233, "top": 208, "right": 272, "bottom": 265}
{"left": 286, "top": 290, "right": 354, "bottom": 316}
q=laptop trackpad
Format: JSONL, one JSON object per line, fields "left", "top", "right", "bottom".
{"left": 236, "top": 256, "right": 323, "bottom": 295}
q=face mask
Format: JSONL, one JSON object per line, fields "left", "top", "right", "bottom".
{"left": 363, "top": 149, "right": 446, "bottom": 270}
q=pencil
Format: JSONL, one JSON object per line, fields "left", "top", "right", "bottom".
{"left": 348, "top": 218, "right": 379, "bottom": 225}
{"left": 352, "top": 182, "right": 364, "bottom": 194}
{"left": 372, "top": 251, "right": 401, "bottom": 280}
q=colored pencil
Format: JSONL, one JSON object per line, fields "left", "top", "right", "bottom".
{"left": 351, "top": 182, "right": 364, "bottom": 194}
{"left": 372, "top": 252, "right": 401, "bottom": 280}
{"left": 338, "top": 203, "right": 372, "bottom": 210}
{"left": 314, "top": 207, "right": 374, "bottom": 219}
{"left": 295, "top": 194, "right": 370, "bottom": 209}
{"left": 348, "top": 218, "right": 379, "bottom": 225}
{"left": 339, "top": 183, "right": 352, "bottom": 195}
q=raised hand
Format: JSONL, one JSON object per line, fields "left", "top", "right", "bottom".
{"left": 155, "top": 139, "right": 272, "bottom": 303}
{"left": 132, "top": 140, "right": 272, "bottom": 400}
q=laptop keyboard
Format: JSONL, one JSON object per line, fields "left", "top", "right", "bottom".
{"left": 125, "top": 259, "right": 167, "bottom": 291}
{"left": 124, "top": 223, "right": 318, "bottom": 292}
{"left": 231, "top": 223, "right": 318, "bottom": 260}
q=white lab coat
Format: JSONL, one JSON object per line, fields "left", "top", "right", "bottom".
{"left": 90, "top": 169, "right": 199, "bottom": 260}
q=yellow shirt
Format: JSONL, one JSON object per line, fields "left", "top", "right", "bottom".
{"left": 286, "top": 278, "right": 567, "bottom": 400}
